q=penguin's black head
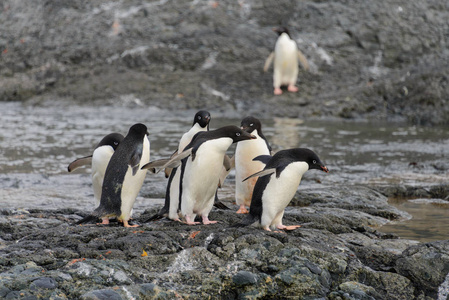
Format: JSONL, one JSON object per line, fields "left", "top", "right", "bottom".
{"left": 219, "top": 125, "right": 256, "bottom": 143}
{"left": 96, "top": 132, "right": 124, "bottom": 150}
{"left": 298, "top": 148, "right": 329, "bottom": 173}
{"left": 128, "top": 123, "right": 148, "bottom": 137}
{"left": 273, "top": 26, "right": 291, "bottom": 37}
{"left": 293, "top": 148, "right": 329, "bottom": 173}
{"left": 240, "top": 116, "right": 262, "bottom": 134}
{"left": 193, "top": 110, "right": 211, "bottom": 129}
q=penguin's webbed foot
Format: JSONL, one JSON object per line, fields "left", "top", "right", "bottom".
{"left": 277, "top": 224, "right": 301, "bottom": 231}
{"left": 184, "top": 215, "right": 201, "bottom": 225}
{"left": 274, "top": 88, "right": 283, "bottom": 95}
{"left": 287, "top": 85, "right": 298, "bottom": 93}
{"left": 100, "top": 218, "right": 110, "bottom": 225}
{"left": 201, "top": 216, "right": 218, "bottom": 225}
{"left": 236, "top": 205, "right": 249, "bottom": 214}
{"left": 123, "top": 220, "right": 139, "bottom": 228}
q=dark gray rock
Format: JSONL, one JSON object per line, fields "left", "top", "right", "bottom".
{"left": 395, "top": 240, "right": 449, "bottom": 299}
{"left": 1, "top": 0, "right": 448, "bottom": 125}
{"left": 232, "top": 271, "right": 258, "bottom": 286}
{"left": 80, "top": 289, "right": 123, "bottom": 300}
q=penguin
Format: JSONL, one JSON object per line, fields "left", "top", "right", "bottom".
{"left": 76, "top": 123, "right": 150, "bottom": 228}
{"left": 68, "top": 132, "right": 124, "bottom": 224}
{"left": 234, "top": 116, "right": 272, "bottom": 214}
{"left": 151, "top": 126, "right": 256, "bottom": 225}
{"left": 145, "top": 110, "right": 211, "bottom": 222}
{"left": 263, "top": 27, "right": 309, "bottom": 95}
{"left": 236, "top": 148, "right": 328, "bottom": 231}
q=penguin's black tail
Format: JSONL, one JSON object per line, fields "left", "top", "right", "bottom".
{"left": 143, "top": 213, "right": 164, "bottom": 222}
{"left": 142, "top": 206, "right": 168, "bottom": 223}
{"left": 233, "top": 214, "right": 258, "bottom": 228}
{"left": 213, "top": 191, "right": 230, "bottom": 210}
{"left": 213, "top": 200, "right": 230, "bottom": 210}
{"left": 74, "top": 214, "right": 99, "bottom": 225}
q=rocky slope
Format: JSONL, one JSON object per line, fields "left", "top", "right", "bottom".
{"left": 1, "top": 0, "right": 448, "bottom": 124}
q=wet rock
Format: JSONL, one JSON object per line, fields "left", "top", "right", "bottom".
{"left": 80, "top": 289, "right": 123, "bottom": 300}
{"left": 232, "top": 271, "right": 258, "bottom": 286}
{"left": 395, "top": 240, "right": 449, "bottom": 298}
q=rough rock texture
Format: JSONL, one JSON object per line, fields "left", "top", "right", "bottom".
{"left": 1, "top": 185, "right": 448, "bottom": 299}
{"left": 1, "top": 0, "right": 448, "bottom": 124}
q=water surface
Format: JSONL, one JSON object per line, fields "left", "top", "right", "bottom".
{"left": 1, "top": 101, "right": 448, "bottom": 241}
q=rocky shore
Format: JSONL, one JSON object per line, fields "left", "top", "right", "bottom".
{"left": 1, "top": 183, "right": 449, "bottom": 299}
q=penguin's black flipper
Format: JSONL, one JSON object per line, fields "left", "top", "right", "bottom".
{"left": 68, "top": 155, "right": 93, "bottom": 172}
{"left": 242, "top": 168, "right": 276, "bottom": 182}
{"left": 252, "top": 155, "right": 272, "bottom": 164}
{"left": 233, "top": 213, "right": 258, "bottom": 228}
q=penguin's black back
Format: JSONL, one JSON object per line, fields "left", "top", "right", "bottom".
{"left": 95, "top": 123, "right": 147, "bottom": 217}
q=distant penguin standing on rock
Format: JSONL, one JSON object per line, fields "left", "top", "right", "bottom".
{"left": 236, "top": 148, "right": 328, "bottom": 231}
{"left": 264, "top": 27, "right": 309, "bottom": 95}
{"left": 68, "top": 132, "right": 124, "bottom": 224}
{"left": 234, "top": 116, "right": 272, "bottom": 214}
{"left": 76, "top": 123, "right": 150, "bottom": 228}
{"left": 144, "top": 110, "right": 211, "bottom": 222}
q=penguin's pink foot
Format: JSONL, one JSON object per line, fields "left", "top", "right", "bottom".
{"left": 236, "top": 205, "right": 249, "bottom": 214}
{"left": 123, "top": 220, "right": 139, "bottom": 228}
{"left": 184, "top": 215, "right": 200, "bottom": 225}
{"left": 202, "top": 216, "right": 218, "bottom": 225}
{"left": 100, "top": 218, "right": 110, "bottom": 225}
{"left": 263, "top": 226, "right": 272, "bottom": 231}
{"left": 277, "top": 224, "right": 301, "bottom": 231}
{"left": 274, "top": 87, "right": 283, "bottom": 95}
{"left": 287, "top": 85, "right": 298, "bottom": 92}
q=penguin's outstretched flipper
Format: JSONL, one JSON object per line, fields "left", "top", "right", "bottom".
{"left": 242, "top": 168, "right": 276, "bottom": 182}
{"left": 141, "top": 158, "right": 171, "bottom": 173}
{"left": 68, "top": 156, "right": 92, "bottom": 172}
{"left": 252, "top": 155, "right": 272, "bottom": 165}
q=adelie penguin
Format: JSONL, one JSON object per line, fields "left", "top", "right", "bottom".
{"left": 264, "top": 27, "right": 309, "bottom": 95}
{"left": 144, "top": 110, "right": 211, "bottom": 222}
{"left": 68, "top": 132, "right": 124, "bottom": 224}
{"left": 235, "top": 148, "right": 328, "bottom": 231}
{"left": 234, "top": 116, "right": 272, "bottom": 214}
{"left": 75, "top": 123, "right": 150, "bottom": 228}
{"left": 148, "top": 126, "right": 255, "bottom": 225}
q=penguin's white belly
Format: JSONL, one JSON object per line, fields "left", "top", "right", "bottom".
{"left": 182, "top": 139, "right": 231, "bottom": 215}
{"left": 91, "top": 146, "right": 114, "bottom": 204}
{"left": 274, "top": 35, "right": 299, "bottom": 85}
{"left": 261, "top": 162, "right": 308, "bottom": 217}
{"left": 235, "top": 138, "right": 269, "bottom": 205}
{"left": 179, "top": 123, "right": 205, "bottom": 151}
{"left": 120, "top": 136, "right": 150, "bottom": 220}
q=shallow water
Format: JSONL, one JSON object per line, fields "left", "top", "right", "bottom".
{"left": 1, "top": 101, "right": 448, "bottom": 241}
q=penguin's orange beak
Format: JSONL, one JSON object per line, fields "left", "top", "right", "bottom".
{"left": 321, "top": 166, "right": 329, "bottom": 173}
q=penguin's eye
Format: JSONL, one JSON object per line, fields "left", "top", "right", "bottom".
{"left": 250, "top": 123, "right": 254, "bottom": 127}
{"left": 198, "top": 116, "right": 202, "bottom": 120}
{"left": 236, "top": 133, "right": 241, "bottom": 136}
{"left": 114, "top": 142, "right": 119, "bottom": 146}
{"left": 313, "top": 160, "right": 317, "bottom": 164}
